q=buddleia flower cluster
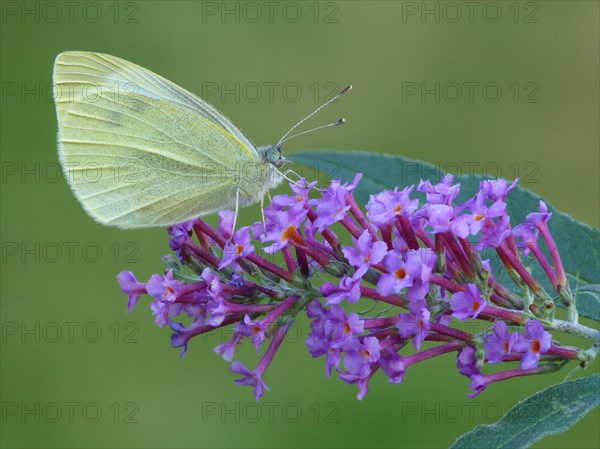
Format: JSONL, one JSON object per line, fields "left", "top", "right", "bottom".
{"left": 117, "top": 173, "right": 598, "bottom": 400}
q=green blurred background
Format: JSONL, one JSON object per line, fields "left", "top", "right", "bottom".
{"left": 1, "top": 1, "right": 598, "bottom": 448}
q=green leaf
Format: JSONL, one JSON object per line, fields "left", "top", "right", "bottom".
{"left": 291, "top": 150, "right": 600, "bottom": 321}
{"left": 449, "top": 374, "right": 600, "bottom": 449}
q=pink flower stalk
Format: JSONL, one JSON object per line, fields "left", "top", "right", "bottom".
{"left": 117, "top": 174, "right": 594, "bottom": 400}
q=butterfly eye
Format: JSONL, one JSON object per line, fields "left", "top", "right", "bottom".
{"left": 266, "top": 146, "right": 281, "bottom": 165}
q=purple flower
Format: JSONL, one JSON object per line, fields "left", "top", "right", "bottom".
{"left": 456, "top": 346, "right": 488, "bottom": 397}
{"left": 342, "top": 336, "right": 381, "bottom": 378}
{"left": 456, "top": 345, "right": 480, "bottom": 377}
{"left": 202, "top": 268, "right": 225, "bottom": 297}
{"left": 311, "top": 174, "right": 361, "bottom": 231}
{"left": 484, "top": 321, "right": 518, "bottom": 363}
{"left": 307, "top": 303, "right": 365, "bottom": 378}
{"left": 306, "top": 301, "right": 333, "bottom": 358}
{"left": 379, "top": 348, "right": 407, "bottom": 384}
{"left": 366, "top": 186, "right": 418, "bottom": 226}
{"left": 467, "top": 374, "right": 489, "bottom": 398}
{"left": 377, "top": 248, "right": 435, "bottom": 300}
{"left": 214, "top": 333, "right": 243, "bottom": 362}
{"left": 417, "top": 175, "right": 460, "bottom": 205}
{"left": 168, "top": 219, "right": 195, "bottom": 259}
{"left": 480, "top": 178, "right": 518, "bottom": 202}
{"left": 377, "top": 250, "right": 415, "bottom": 295}
{"left": 396, "top": 300, "right": 430, "bottom": 349}
{"left": 231, "top": 322, "right": 291, "bottom": 400}
{"left": 169, "top": 301, "right": 204, "bottom": 319}
{"left": 309, "top": 341, "right": 342, "bottom": 377}
{"left": 117, "top": 271, "right": 146, "bottom": 312}
{"left": 343, "top": 230, "right": 388, "bottom": 278}
{"left": 321, "top": 276, "right": 362, "bottom": 305}
{"left": 455, "top": 192, "right": 507, "bottom": 237}
{"left": 236, "top": 314, "right": 267, "bottom": 353}
{"left": 474, "top": 215, "right": 511, "bottom": 250}
{"left": 338, "top": 370, "right": 373, "bottom": 400}
{"left": 512, "top": 223, "right": 539, "bottom": 256}
{"left": 219, "top": 226, "right": 254, "bottom": 269}
{"left": 261, "top": 210, "right": 304, "bottom": 254}
{"left": 312, "top": 193, "right": 349, "bottom": 231}
{"left": 218, "top": 210, "right": 235, "bottom": 239}
{"left": 451, "top": 283, "right": 487, "bottom": 320}
{"left": 405, "top": 249, "right": 436, "bottom": 302}
{"left": 250, "top": 221, "right": 265, "bottom": 239}
{"left": 525, "top": 201, "right": 552, "bottom": 227}
{"left": 307, "top": 298, "right": 328, "bottom": 322}
{"left": 150, "top": 299, "right": 171, "bottom": 327}
{"left": 513, "top": 320, "right": 552, "bottom": 370}
{"left": 425, "top": 204, "right": 455, "bottom": 234}
{"left": 323, "top": 345, "right": 343, "bottom": 377}
{"left": 146, "top": 270, "right": 180, "bottom": 303}
{"left": 200, "top": 269, "right": 231, "bottom": 326}
{"left": 306, "top": 330, "right": 329, "bottom": 358}
{"left": 205, "top": 297, "right": 230, "bottom": 327}
{"left": 231, "top": 361, "right": 269, "bottom": 401}
{"left": 170, "top": 318, "right": 205, "bottom": 357}
{"left": 272, "top": 179, "right": 316, "bottom": 216}
{"left": 328, "top": 306, "right": 364, "bottom": 342}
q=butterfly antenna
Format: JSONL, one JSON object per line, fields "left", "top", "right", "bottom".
{"left": 279, "top": 118, "right": 346, "bottom": 145}
{"left": 276, "top": 84, "right": 352, "bottom": 148}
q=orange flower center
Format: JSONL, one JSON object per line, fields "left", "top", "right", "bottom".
{"left": 531, "top": 339, "right": 541, "bottom": 354}
{"left": 471, "top": 300, "right": 481, "bottom": 312}
{"left": 394, "top": 204, "right": 402, "bottom": 213}
{"left": 474, "top": 214, "right": 485, "bottom": 221}
{"left": 280, "top": 225, "right": 298, "bottom": 242}
{"left": 394, "top": 268, "right": 406, "bottom": 280}
{"left": 235, "top": 244, "right": 244, "bottom": 255}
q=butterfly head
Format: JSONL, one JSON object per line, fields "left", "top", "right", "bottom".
{"left": 261, "top": 85, "right": 351, "bottom": 170}
{"left": 259, "top": 145, "right": 287, "bottom": 168}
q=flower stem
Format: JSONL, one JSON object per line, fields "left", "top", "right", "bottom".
{"left": 480, "top": 305, "right": 527, "bottom": 325}
{"left": 537, "top": 221, "right": 567, "bottom": 287}
{"left": 347, "top": 193, "right": 380, "bottom": 241}
{"left": 360, "top": 286, "right": 407, "bottom": 308}
{"left": 429, "top": 322, "right": 473, "bottom": 343}
{"left": 397, "top": 216, "right": 420, "bottom": 250}
{"left": 497, "top": 243, "right": 550, "bottom": 300}
{"left": 529, "top": 244, "right": 559, "bottom": 290}
{"left": 405, "top": 340, "right": 465, "bottom": 365}
{"left": 245, "top": 253, "right": 294, "bottom": 283}
{"left": 550, "top": 319, "right": 600, "bottom": 344}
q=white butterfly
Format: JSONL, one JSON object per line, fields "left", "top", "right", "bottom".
{"left": 54, "top": 51, "right": 349, "bottom": 228}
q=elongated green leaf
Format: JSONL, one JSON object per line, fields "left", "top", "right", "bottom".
{"left": 292, "top": 151, "right": 600, "bottom": 321}
{"left": 449, "top": 374, "right": 600, "bottom": 449}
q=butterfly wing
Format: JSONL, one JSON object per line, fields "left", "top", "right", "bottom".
{"left": 54, "top": 51, "right": 260, "bottom": 228}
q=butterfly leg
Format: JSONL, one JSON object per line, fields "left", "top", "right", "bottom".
{"left": 260, "top": 195, "right": 266, "bottom": 231}
{"left": 227, "top": 187, "right": 241, "bottom": 245}
{"left": 277, "top": 169, "right": 304, "bottom": 186}
{"left": 277, "top": 169, "right": 320, "bottom": 192}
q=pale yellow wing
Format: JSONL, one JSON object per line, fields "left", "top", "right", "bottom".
{"left": 54, "top": 51, "right": 261, "bottom": 228}
{"left": 54, "top": 51, "right": 258, "bottom": 156}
